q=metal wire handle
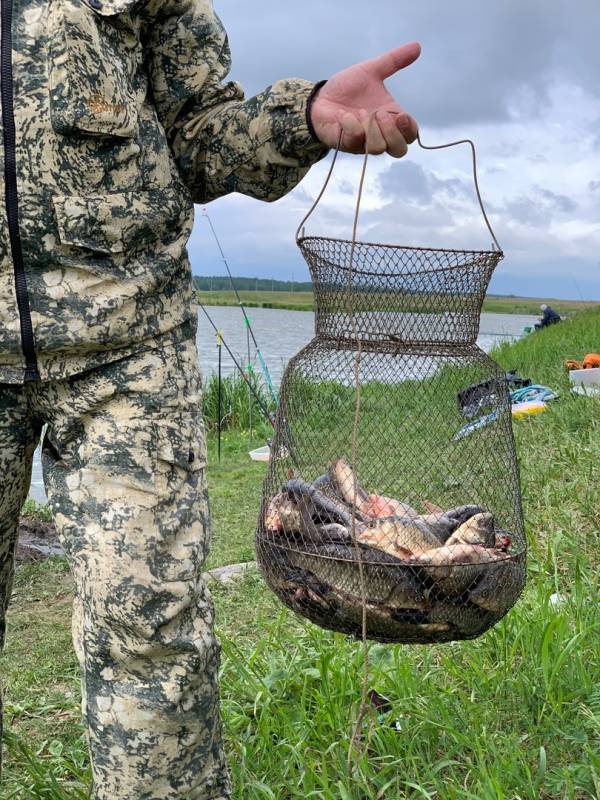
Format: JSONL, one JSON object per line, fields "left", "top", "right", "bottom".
{"left": 296, "top": 127, "right": 503, "bottom": 253}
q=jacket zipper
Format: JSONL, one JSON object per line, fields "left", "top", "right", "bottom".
{"left": 1, "top": 0, "right": 39, "bottom": 381}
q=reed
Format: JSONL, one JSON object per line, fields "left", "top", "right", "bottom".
{"left": 202, "top": 371, "right": 274, "bottom": 432}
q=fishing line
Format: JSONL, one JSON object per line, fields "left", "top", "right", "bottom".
{"left": 201, "top": 209, "right": 279, "bottom": 406}
{"left": 199, "top": 303, "right": 275, "bottom": 427}
{"left": 570, "top": 271, "right": 586, "bottom": 303}
{"left": 217, "top": 330, "right": 223, "bottom": 462}
{"left": 201, "top": 304, "right": 303, "bottom": 468}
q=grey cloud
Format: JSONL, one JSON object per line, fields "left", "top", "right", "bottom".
{"left": 338, "top": 180, "right": 359, "bottom": 195}
{"left": 377, "top": 161, "right": 431, "bottom": 202}
{"left": 355, "top": 199, "right": 462, "bottom": 248}
{"left": 377, "top": 161, "right": 472, "bottom": 204}
{"left": 485, "top": 164, "right": 507, "bottom": 175}
{"left": 503, "top": 185, "right": 577, "bottom": 226}
{"left": 504, "top": 197, "right": 547, "bottom": 227}
{"left": 288, "top": 185, "right": 313, "bottom": 204}
{"left": 437, "top": 176, "right": 472, "bottom": 199}
{"left": 218, "top": 0, "right": 600, "bottom": 128}
{"left": 538, "top": 188, "right": 577, "bottom": 214}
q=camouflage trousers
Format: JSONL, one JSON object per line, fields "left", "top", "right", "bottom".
{"left": 0, "top": 337, "right": 231, "bottom": 800}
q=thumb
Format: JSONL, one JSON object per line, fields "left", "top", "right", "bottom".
{"left": 366, "top": 42, "right": 421, "bottom": 80}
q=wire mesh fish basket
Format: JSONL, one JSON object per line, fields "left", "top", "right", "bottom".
{"left": 255, "top": 137, "right": 526, "bottom": 644}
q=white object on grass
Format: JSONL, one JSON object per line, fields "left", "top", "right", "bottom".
{"left": 569, "top": 366, "right": 600, "bottom": 387}
{"left": 549, "top": 593, "right": 567, "bottom": 608}
{"left": 571, "top": 385, "right": 600, "bottom": 396}
{"left": 569, "top": 367, "right": 600, "bottom": 397}
{"left": 249, "top": 445, "right": 271, "bottom": 462}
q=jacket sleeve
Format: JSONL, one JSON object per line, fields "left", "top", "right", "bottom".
{"left": 140, "top": 0, "right": 329, "bottom": 203}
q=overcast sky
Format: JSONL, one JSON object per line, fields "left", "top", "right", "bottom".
{"left": 188, "top": 0, "right": 600, "bottom": 300}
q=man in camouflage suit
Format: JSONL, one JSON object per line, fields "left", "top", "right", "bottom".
{"left": 0, "top": 0, "right": 419, "bottom": 794}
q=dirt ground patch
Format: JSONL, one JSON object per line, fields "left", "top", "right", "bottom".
{"left": 16, "top": 518, "right": 63, "bottom": 564}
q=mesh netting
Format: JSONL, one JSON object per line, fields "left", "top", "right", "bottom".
{"left": 255, "top": 146, "right": 526, "bottom": 645}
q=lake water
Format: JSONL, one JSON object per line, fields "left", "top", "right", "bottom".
{"left": 27, "top": 307, "right": 537, "bottom": 502}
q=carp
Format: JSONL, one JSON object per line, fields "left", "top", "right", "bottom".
{"left": 445, "top": 512, "right": 495, "bottom": 547}
{"left": 428, "top": 601, "right": 495, "bottom": 638}
{"left": 329, "top": 459, "right": 371, "bottom": 511}
{"left": 468, "top": 554, "right": 525, "bottom": 613}
{"left": 283, "top": 542, "right": 427, "bottom": 611}
{"left": 419, "top": 505, "right": 487, "bottom": 543}
{"left": 358, "top": 515, "right": 441, "bottom": 559}
{"left": 283, "top": 478, "right": 368, "bottom": 528}
{"left": 409, "top": 543, "right": 511, "bottom": 597}
{"left": 423, "top": 500, "right": 443, "bottom": 514}
{"left": 313, "top": 472, "right": 344, "bottom": 498}
{"left": 362, "top": 493, "right": 421, "bottom": 520}
{"left": 329, "top": 459, "right": 423, "bottom": 519}
{"left": 264, "top": 492, "right": 302, "bottom": 533}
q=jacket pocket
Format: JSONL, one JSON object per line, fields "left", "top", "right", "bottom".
{"left": 48, "top": 0, "right": 145, "bottom": 137}
{"left": 52, "top": 188, "right": 192, "bottom": 256}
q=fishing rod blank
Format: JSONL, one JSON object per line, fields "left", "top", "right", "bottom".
{"left": 246, "top": 318, "right": 253, "bottom": 446}
{"left": 217, "top": 330, "right": 223, "bottom": 462}
{"left": 200, "top": 305, "right": 302, "bottom": 467}
{"left": 199, "top": 303, "right": 275, "bottom": 427}
{"left": 201, "top": 209, "right": 278, "bottom": 406}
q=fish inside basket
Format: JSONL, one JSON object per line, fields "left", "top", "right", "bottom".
{"left": 256, "top": 460, "right": 525, "bottom": 644}
{"left": 255, "top": 134, "right": 527, "bottom": 645}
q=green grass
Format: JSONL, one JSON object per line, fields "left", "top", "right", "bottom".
{"left": 20, "top": 498, "right": 53, "bottom": 523}
{"left": 205, "top": 429, "right": 271, "bottom": 570}
{"left": 483, "top": 296, "right": 596, "bottom": 316}
{"left": 198, "top": 290, "right": 598, "bottom": 317}
{"left": 2, "top": 310, "right": 599, "bottom": 798}
{"left": 198, "top": 290, "right": 315, "bottom": 312}
{"left": 202, "top": 372, "right": 275, "bottom": 432}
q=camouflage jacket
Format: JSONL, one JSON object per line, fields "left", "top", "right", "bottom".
{"left": 0, "top": 0, "right": 327, "bottom": 383}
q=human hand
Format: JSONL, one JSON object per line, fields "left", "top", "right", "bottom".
{"left": 309, "top": 42, "right": 421, "bottom": 157}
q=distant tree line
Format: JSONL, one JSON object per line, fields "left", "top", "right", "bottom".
{"left": 193, "top": 276, "right": 313, "bottom": 293}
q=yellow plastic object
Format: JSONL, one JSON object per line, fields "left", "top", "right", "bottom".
{"left": 511, "top": 400, "right": 547, "bottom": 419}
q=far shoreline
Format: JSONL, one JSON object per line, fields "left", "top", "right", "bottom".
{"left": 196, "top": 290, "right": 598, "bottom": 317}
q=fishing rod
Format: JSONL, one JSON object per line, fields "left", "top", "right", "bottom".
{"left": 216, "top": 329, "right": 223, "bottom": 462}
{"left": 201, "top": 208, "right": 279, "bottom": 406}
{"left": 199, "top": 303, "right": 275, "bottom": 427}
{"left": 200, "top": 305, "right": 303, "bottom": 468}
{"left": 571, "top": 271, "right": 586, "bottom": 304}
